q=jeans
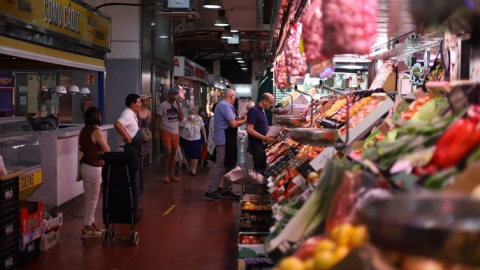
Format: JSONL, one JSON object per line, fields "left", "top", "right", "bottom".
{"left": 80, "top": 163, "right": 102, "bottom": 226}
{"left": 206, "top": 144, "right": 233, "bottom": 193}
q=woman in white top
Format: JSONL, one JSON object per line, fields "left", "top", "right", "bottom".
{"left": 179, "top": 108, "right": 207, "bottom": 176}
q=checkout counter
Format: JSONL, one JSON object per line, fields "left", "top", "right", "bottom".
{"left": 0, "top": 117, "right": 113, "bottom": 209}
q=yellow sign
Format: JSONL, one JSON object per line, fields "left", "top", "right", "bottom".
{"left": 19, "top": 170, "right": 43, "bottom": 192}
{"left": 0, "top": 0, "right": 111, "bottom": 50}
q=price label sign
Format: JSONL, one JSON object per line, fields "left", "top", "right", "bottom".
{"left": 447, "top": 87, "right": 469, "bottom": 112}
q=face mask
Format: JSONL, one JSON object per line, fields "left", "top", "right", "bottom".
{"left": 200, "top": 112, "right": 206, "bottom": 117}
{"left": 189, "top": 115, "right": 195, "bottom": 120}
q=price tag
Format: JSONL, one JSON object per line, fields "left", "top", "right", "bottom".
{"left": 447, "top": 87, "right": 469, "bottom": 112}
{"left": 292, "top": 175, "right": 306, "bottom": 186}
{"left": 310, "top": 147, "right": 336, "bottom": 170}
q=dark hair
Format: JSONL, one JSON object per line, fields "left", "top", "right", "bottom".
{"left": 199, "top": 107, "right": 207, "bottom": 114}
{"left": 125, "top": 93, "right": 140, "bottom": 107}
{"left": 84, "top": 106, "right": 101, "bottom": 125}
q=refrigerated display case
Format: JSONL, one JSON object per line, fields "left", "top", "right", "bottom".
{"left": 0, "top": 117, "right": 43, "bottom": 199}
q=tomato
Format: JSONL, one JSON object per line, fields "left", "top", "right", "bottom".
{"left": 354, "top": 149, "right": 363, "bottom": 155}
{"left": 248, "top": 235, "right": 256, "bottom": 240}
{"left": 241, "top": 235, "right": 248, "bottom": 241}
{"left": 375, "top": 133, "right": 385, "bottom": 141}
{"left": 259, "top": 236, "right": 266, "bottom": 244}
{"left": 402, "top": 111, "right": 414, "bottom": 120}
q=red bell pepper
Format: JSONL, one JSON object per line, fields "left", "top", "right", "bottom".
{"left": 432, "top": 118, "right": 480, "bottom": 168}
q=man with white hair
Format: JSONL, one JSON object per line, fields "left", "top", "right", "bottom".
{"left": 204, "top": 88, "right": 247, "bottom": 201}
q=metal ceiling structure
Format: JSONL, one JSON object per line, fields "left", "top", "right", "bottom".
{"left": 173, "top": 0, "right": 447, "bottom": 67}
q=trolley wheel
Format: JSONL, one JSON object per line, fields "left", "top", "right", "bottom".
{"left": 131, "top": 231, "right": 139, "bottom": 245}
{"left": 102, "top": 231, "right": 108, "bottom": 244}
{"left": 108, "top": 228, "right": 116, "bottom": 242}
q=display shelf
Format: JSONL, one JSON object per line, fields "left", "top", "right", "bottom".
{"left": 340, "top": 96, "right": 395, "bottom": 150}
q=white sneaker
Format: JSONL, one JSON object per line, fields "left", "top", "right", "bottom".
{"left": 81, "top": 226, "right": 102, "bottom": 238}
{"left": 91, "top": 223, "right": 106, "bottom": 232}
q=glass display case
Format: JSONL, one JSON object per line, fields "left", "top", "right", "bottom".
{"left": 0, "top": 117, "right": 43, "bottom": 199}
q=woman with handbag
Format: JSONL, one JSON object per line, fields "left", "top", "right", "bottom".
{"left": 138, "top": 94, "right": 152, "bottom": 167}
{"left": 179, "top": 108, "right": 207, "bottom": 176}
{"left": 79, "top": 106, "right": 110, "bottom": 238}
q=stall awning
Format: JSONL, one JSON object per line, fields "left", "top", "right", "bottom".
{"left": 0, "top": 36, "right": 105, "bottom": 72}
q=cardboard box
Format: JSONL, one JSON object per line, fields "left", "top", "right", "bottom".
{"left": 19, "top": 201, "right": 43, "bottom": 234}
{"left": 40, "top": 230, "right": 60, "bottom": 252}
{"left": 225, "top": 167, "right": 265, "bottom": 185}
{"left": 19, "top": 224, "right": 44, "bottom": 251}
{"left": 43, "top": 212, "right": 63, "bottom": 233}
{"left": 238, "top": 232, "right": 268, "bottom": 258}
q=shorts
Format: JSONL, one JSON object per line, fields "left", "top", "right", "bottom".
{"left": 160, "top": 130, "right": 179, "bottom": 149}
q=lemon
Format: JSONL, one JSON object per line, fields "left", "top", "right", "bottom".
{"left": 349, "top": 225, "right": 368, "bottom": 248}
{"left": 314, "top": 239, "right": 336, "bottom": 253}
{"left": 313, "top": 250, "right": 335, "bottom": 270}
{"left": 331, "top": 223, "right": 353, "bottom": 246}
{"left": 332, "top": 245, "right": 349, "bottom": 264}
{"left": 303, "top": 258, "right": 314, "bottom": 270}
{"left": 278, "top": 256, "right": 305, "bottom": 270}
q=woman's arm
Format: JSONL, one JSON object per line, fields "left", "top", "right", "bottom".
{"left": 92, "top": 129, "right": 111, "bottom": 153}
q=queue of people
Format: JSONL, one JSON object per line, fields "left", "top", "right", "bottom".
{"left": 77, "top": 87, "right": 274, "bottom": 238}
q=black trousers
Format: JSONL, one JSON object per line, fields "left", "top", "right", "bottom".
{"left": 249, "top": 142, "right": 267, "bottom": 175}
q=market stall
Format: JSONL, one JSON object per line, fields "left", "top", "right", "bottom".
{"left": 237, "top": 0, "right": 480, "bottom": 269}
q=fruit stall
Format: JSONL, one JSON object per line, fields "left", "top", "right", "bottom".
{"left": 255, "top": 0, "right": 480, "bottom": 269}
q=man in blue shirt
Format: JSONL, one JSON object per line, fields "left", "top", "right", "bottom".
{"left": 205, "top": 89, "right": 247, "bottom": 201}
{"left": 246, "top": 93, "right": 275, "bottom": 175}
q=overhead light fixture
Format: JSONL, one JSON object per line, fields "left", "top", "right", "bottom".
{"left": 203, "top": 0, "right": 221, "bottom": 9}
{"left": 158, "top": 35, "right": 169, "bottom": 39}
{"left": 231, "top": 29, "right": 238, "bottom": 33}
{"left": 237, "top": 59, "right": 245, "bottom": 63}
{"left": 214, "top": 10, "right": 229, "bottom": 26}
{"left": 80, "top": 87, "right": 91, "bottom": 95}
{"left": 67, "top": 85, "right": 80, "bottom": 94}
{"left": 234, "top": 56, "right": 243, "bottom": 60}
{"left": 221, "top": 26, "right": 233, "bottom": 39}
{"left": 53, "top": 85, "right": 66, "bottom": 95}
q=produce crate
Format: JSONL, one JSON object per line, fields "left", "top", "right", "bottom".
{"left": 19, "top": 201, "right": 43, "bottom": 235}
{"left": 240, "top": 199, "right": 272, "bottom": 215}
{"left": 40, "top": 230, "right": 60, "bottom": 252}
{"left": 244, "top": 258, "right": 274, "bottom": 270}
{"left": 43, "top": 212, "right": 63, "bottom": 233}
{"left": 1, "top": 234, "right": 18, "bottom": 255}
{"left": 0, "top": 241, "right": 19, "bottom": 270}
{"left": 239, "top": 210, "right": 274, "bottom": 233}
{"left": 243, "top": 183, "right": 268, "bottom": 195}
{"left": 238, "top": 232, "right": 268, "bottom": 258}
{"left": 0, "top": 208, "right": 19, "bottom": 240}
{"left": 19, "top": 225, "right": 44, "bottom": 252}
{"left": 0, "top": 178, "right": 19, "bottom": 210}
{"left": 19, "top": 238, "right": 40, "bottom": 266}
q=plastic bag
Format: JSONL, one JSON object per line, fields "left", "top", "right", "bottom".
{"left": 175, "top": 148, "right": 183, "bottom": 161}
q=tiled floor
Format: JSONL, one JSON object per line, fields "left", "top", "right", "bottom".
{"left": 21, "top": 138, "right": 252, "bottom": 270}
